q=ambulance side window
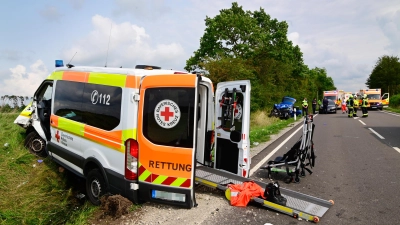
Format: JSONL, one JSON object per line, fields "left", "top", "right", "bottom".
{"left": 53, "top": 80, "right": 85, "bottom": 123}
{"left": 53, "top": 81, "right": 122, "bottom": 131}
{"left": 81, "top": 83, "right": 122, "bottom": 130}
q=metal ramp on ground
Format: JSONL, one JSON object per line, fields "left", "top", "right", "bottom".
{"left": 195, "top": 166, "right": 334, "bottom": 223}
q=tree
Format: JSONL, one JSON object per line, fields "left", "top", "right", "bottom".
{"left": 185, "top": 2, "right": 303, "bottom": 73}
{"left": 366, "top": 55, "right": 400, "bottom": 96}
{"left": 185, "top": 2, "right": 336, "bottom": 111}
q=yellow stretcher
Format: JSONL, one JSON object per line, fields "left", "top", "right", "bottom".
{"left": 195, "top": 166, "right": 334, "bottom": 223}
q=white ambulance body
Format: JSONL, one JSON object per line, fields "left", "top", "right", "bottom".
{"left": 15, "top": 63, "right": 251, "bottom": 208}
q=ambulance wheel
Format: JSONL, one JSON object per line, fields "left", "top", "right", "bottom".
{"left": 86, "top": 169, "right": 107, "bottom": 206}
{"left": 24, "top": 132, "right": 47, "bottom": 157}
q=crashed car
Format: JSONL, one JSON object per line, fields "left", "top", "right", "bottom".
{"left": 269, "top": 96, "right": 302, "bottom": 119}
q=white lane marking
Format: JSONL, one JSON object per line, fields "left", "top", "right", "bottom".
{"left": 368, "top": 128, "right": 385, "bottom": 139}
{"left": 359, "top": 120, "right": 366, "bottom": 125}
{"left": 394, "top": 147, "right": 400, "bottom": 154}
{"left": 249, "top": 114, "right": 318, "bottom": 176}
{"left": 381, "top": 111, "right": 400, "bottom": 117}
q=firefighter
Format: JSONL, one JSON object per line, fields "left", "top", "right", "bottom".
{"left": 361, "top": 94, "right": 369, "bottom": 117}
{"left": 347, "top": 95, "right": 354, "bottom": 118}
{"left": 302, "top": 98, "right": 308, "bottom": 116}
{"left": 353, "top": 95, "right": 359, "bottom": 117}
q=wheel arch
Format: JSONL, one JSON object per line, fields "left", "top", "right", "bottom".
{"left": 83, "top": 157, "right": 110, "bottom": 189}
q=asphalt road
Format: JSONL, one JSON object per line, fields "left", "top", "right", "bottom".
{"left": 203, "top": 110, "right": 400, "bottom": 225}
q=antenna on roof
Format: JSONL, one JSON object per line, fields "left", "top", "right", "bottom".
{"left": 66, "top": 52, "right": 77, "bottom": 68}
{"left": 105, "top": 22, "right": 113, "bottom": 67}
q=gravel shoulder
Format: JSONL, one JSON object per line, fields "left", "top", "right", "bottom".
{"left": 103, "top": 120, "right": 303, "bottom": 225}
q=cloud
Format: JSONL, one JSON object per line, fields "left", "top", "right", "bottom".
{"left": 39, "top": 6, "right": 63, "bottom": 22}
{"left": 113, "top": 0, "right": 171, "bottom": 20}
{"left": 1, "top": 60, "right": 49, "bottom": 97}
{"left": 0, "top": 49, "right": 21, "bottom": 61}
{"left": 287, "top": 32, "right": 299, "bottom": 46}
{"left": 69, "top": 0, "right": 85, "bottom": 10}
{"left": 61, "top": 15, "right": 185, "bottom": 69}
{"left": 377, "top": 10, "right": 400, "bottom": 54}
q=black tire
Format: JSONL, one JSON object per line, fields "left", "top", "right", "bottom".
{"left": 86, "top": 169, "right": 107, "bottom": 206}
{"left": 24, "top": 132, "right": 47, "bottom": 157}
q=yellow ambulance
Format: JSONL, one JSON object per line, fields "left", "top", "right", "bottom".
{"left": 14, "top": 61, "right": 251, "bottom": 208}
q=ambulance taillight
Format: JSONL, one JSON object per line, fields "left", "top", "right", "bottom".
{"left": 125, "top": 139, "right": 139, "bottom": 180}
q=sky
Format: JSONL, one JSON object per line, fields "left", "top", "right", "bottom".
{"left": 1, "top": 0, "right": 400, "bottom": 98}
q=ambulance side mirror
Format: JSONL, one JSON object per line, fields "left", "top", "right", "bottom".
{"left": 230, "top": 130, "right": 241, "bottom": 143}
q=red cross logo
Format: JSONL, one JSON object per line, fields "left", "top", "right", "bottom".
{"left": 55, "top": 130, "right": 60, "bottom": 142}
{"left": 160, "top": 106, "right": 174, "bottom": 122}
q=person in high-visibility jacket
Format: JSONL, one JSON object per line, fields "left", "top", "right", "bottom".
{"left": 361, "top": 94, "right": 368, "bottom": 117}
{"left": 353, "top": 96, "right": 359, "bottom": 117}
{"left": 347, "top": 95, "right": 354, "bottom": 118}
{"left": 302, "top": 98, "right": 308, "bottom": 116}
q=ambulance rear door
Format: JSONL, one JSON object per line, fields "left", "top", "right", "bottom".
{"left": 214, "top": 80, "right": 251, "bottom": 178}
{"left": 137, "top": 74, "right": 199, "bottom": 208}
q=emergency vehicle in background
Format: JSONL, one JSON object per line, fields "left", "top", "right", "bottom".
{"left": 342, "top": 92, "right": 353, "bottom": 104}
{"left": 14, "top": 60, "right": 334, "bottom": 222}
{"left": 359, "top": 89, "right": 387, "bottom": 110}
{"left": 381, "top": 93, "right": 389, "bottom": 107}
{"left": 323, "top": 90, "right": 341, "bottom": 109}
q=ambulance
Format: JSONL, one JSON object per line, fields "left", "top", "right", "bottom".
{"left": 323, "top": 90, "right": 340, "bottom": 109}
{"left": 14, "top": 61, "right": 251, "bottom": 208}
{"left": 359, "top": 89, "right": 384, "bottom": 110}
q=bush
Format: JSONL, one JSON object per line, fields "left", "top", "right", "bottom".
{"left": 390, "top": 94, "right": 400, "bottom": 107}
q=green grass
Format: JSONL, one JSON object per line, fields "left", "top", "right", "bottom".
{"left": 383, "top": 106, "right": 400, "bottom": 113}
{"left": 0, "top": 109, "right": 294, "bottom": 224}
{"left": 249, "top": 110, "right": 298, "bottom": 145}
{"left": 0, "top": 113, "right": 98, "bottom": 225}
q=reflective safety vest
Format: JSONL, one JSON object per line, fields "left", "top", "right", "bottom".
{"left": 354, "top": 100, "right": 359, "bottom": 107}
{"left": 348, "top": 99, "right": 354, "bottom": 108}
{"left": 228, "top": 181, "right": 265, "bottom": 207}
{"left": 302, "top": 100, "right": 308, "bottom": 107}
{"left": 362, "top": 98, "right": 368, "bottom": 107}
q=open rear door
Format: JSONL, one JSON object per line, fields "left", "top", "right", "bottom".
{"left": 214, "top": 80, "right": 251, "bottom": 177}
{"left": 137, "top": 74, "right": 199, "bottom": 208}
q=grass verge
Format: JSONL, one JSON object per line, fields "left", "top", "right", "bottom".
{"left": 249, "top": 110, "right": 298, "bottom": 145}
{"left": 0, "top": 113, "right": 97, "bottom": 225}
{"left": 383, "top": 106, "right": 400, "bottom": 113}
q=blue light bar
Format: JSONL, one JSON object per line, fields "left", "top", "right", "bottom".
{"left": 55, "top": 60, "right": 64, "bottom": 67}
